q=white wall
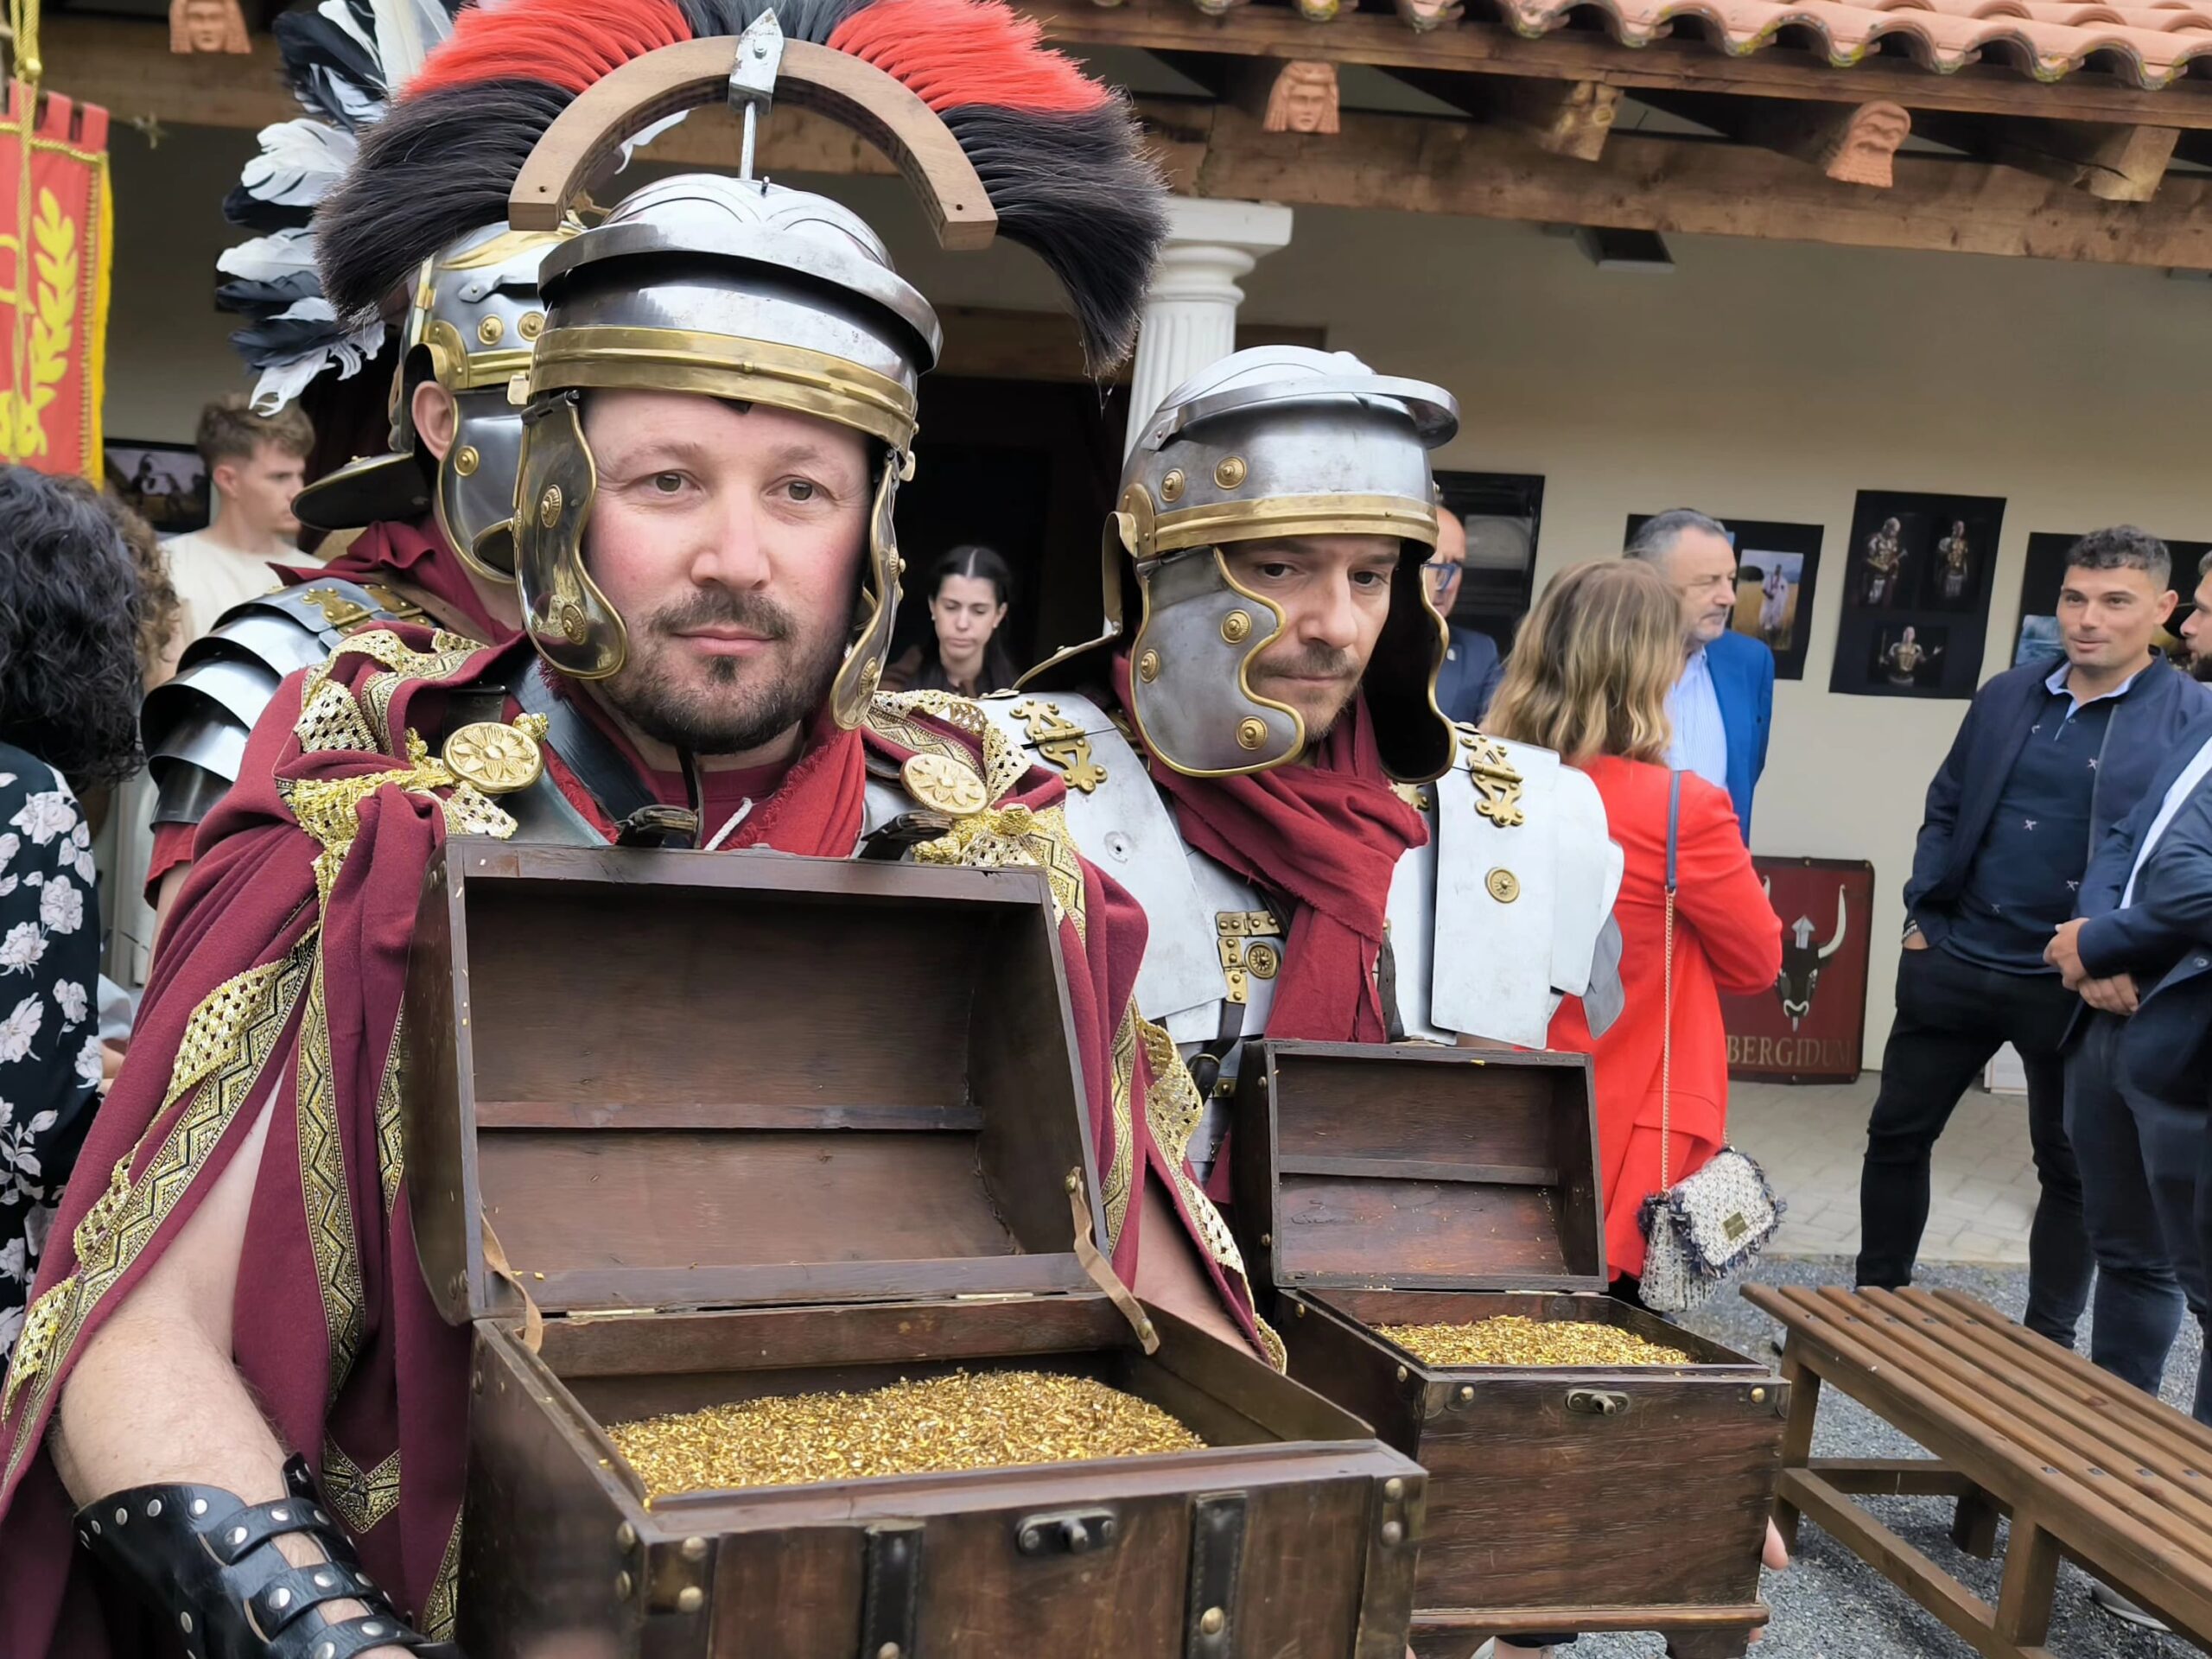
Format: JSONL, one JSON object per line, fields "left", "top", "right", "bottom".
{"left": 105, "top": 124, "right": 261, "bottom": 442}
{"left": 106, "top": 131, "right": 2212, "bottom": 1063}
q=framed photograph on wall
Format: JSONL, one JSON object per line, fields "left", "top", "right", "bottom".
{"left": 1626, "top": 513, "right": 1824, "bottom": 681}
{"left": 1722, "top": 855, "right": 1875, "bottom": 1084}
{"left": 105, "top": 441, "right": 211, "bottom": 535}
{"left": 2012, "top": 530, "right": 2212, "bottom": 668}
{"left": 1438, "top": 471, "right": 1545, "bottom": 659}
{"left": 1829, "top": 488, "right": 2005, "bottom": 699}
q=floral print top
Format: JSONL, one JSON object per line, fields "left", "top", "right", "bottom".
{"left": 0, "top": 746, "right": 101, "bottom": 1368}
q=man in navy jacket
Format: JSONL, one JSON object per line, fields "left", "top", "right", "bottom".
{"left": 2047, "top": 665, "right": 2212, "bottom": 1421}
{"left": 1427, "top": 507, "right": 1503, "bottom": 726}
{"left": 1859, "top": 527, "right": 2210, "bottom": 1345}
{"left": 1625, "top": 510, "right": 1772, "bottom": 840}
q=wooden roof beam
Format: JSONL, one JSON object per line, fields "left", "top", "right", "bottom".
{"left": 1993, "top": 120, "right": 2180, "bottom": 200}
{"left": 1160, "top": 99, "right": 2212, "bottom": 270}
{"left": 1915, "top": 111, "right": 2181, "bottom": 200}
{"left": 1384, "top": 67, "right": 1622, "bottom": 160}
{"left": 1024, "top": 0, "right": 2212, "bottom": 131}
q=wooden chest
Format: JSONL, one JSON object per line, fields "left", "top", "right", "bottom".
{"left": 1230, "top": 1040, "right": 1789, "bottom": 1659}
{"left": 402, "top": 845, "right": 1425, "bottom": 1659}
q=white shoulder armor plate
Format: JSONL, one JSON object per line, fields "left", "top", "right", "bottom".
{"left": 977, "top": 693, "right": 1228, "bottom": 1026}
{"left": 1428, "top": 728, "right": 1624, "bottom": 1049}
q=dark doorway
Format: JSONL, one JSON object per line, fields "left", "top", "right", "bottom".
{"left": 889, "top": 376, "right": 1130, "bottom": 685}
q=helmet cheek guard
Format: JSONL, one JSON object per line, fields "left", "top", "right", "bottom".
{"left": 830, "top": 454, "right": 907, "bottom": 728}
{"left": 514, "top": 391, "right": 625, "bottom": 681}
{"left": 1121, "top": 486, "right": 1302, "bottom": 776}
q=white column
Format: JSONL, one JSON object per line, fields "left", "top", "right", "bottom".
{"left": 1124, "top": 198, "right": 1295, "bottom": 457}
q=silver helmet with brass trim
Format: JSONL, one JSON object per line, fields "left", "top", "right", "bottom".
{"left": 512, "top": 175, "right": 939, "bottom": 722}
{"left": 1055, "top": 346, "right": 1460, "bottom": 782}
{"left": 292, "top": 222, "right": 576, "bottom": 581}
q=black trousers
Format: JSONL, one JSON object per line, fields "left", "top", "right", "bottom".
{"left": 1856, "top": 943, "right": 2093, "bottom": 1345}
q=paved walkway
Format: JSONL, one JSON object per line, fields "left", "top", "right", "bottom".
{"left": 1727, "top": 1072, "right": 2037, "bottom": 1265}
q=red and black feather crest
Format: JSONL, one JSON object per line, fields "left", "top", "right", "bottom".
{"left": 315, "top": 0, "right": 1164, "bottom": 368}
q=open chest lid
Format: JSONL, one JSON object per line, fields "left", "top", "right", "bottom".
{"left": 401, "top": 842, "right": 1109, "bottom": 1326}
{"left": 1229, "top": 1039, "right": 1606, "bottom": 1295}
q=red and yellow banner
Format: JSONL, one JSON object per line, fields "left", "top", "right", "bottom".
{"left": 0, "top": 80, "right": 110, "bottom": 480}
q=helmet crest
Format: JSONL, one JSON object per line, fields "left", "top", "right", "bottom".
{"left": 316, "top": 0, "right": 1164, "bottom": 369}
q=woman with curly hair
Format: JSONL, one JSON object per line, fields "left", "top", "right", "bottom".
{"left": 0, "top": 465, "right": 149, "bottom": 1366}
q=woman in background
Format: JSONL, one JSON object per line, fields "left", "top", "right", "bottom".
{"left": 1484, "top": 558, "right": 1785, "bottom": 1659}
{"left": 883, "top": 544, "right": 1017, "bottom": 696}
{"left": 0, "top": 467, "right": 150, "bottom": 1364}
{"left": 1489, "top": 559, "right": 1781, "bottom": 1293}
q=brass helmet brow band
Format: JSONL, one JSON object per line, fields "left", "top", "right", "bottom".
{"left": 1146, "top": 493, "right": 1443, "bottom": 559}
{"left": 527, "top": 324, "right": 920, "bottom": 450}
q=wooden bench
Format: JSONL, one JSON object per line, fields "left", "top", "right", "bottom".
{"left": 1745, "top": 1283, "right": 2212, "bottom": 1658}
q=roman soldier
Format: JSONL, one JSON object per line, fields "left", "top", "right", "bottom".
{"left": 0, "top": 5, "right": 1271, "bottom": 1656}
{"left": 141, "top": 0, "right": 572, "bottom": 923}
{"left": 1861, "top": 516, "right": 1905, "bottom": 606}
{"left": 984, "top": 346, "right": 1625, "bottom": 1193}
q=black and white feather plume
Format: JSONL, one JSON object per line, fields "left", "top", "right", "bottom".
{"left": 216, "top": 0, "right": 465, "bottom": 413}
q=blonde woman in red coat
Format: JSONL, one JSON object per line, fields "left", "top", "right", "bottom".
{"left": 1484, "top": 558, "right": 1789, "bottom": 1659}
{"left": 1490, "top": 560, "right": 1783, "bottom": 1293}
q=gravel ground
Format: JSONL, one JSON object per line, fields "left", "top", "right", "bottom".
{"left": 1561, "top": 1256, "right": 2203, "bottom": 1659}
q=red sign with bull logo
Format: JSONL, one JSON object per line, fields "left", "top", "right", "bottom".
{"left": 1722, "top": 855, "right": 1875, "bottom": 1083}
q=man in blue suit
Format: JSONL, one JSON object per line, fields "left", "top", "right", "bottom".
{"left": 2048, "top": 674, "right": 2212, "bottom": 1427}
{"left": 1427, "top": 507, "right": 1503, "bottom": 726}
{"left": 1624, "top": 509, "right": 1772, "bottom": 840}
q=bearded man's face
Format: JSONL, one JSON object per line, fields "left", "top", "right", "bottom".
{"left": 580, "top": 391, "right": 870, "bottom": 757}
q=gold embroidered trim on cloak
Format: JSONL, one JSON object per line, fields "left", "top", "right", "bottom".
{"left": 376, "top": 1016, "right": 405, "bottom": 1218}
{"left": 867, "top": 690, "right": 1029, "bottom": 806}
{"left": 158, "top": 953, "right": 303, "bottom": 1115}
{"left": 912, "top": 800, "right": 1088, "bottom": 941}
{"left": 422, "top": 1510, "right": 465, "bottom": 1639}
{"left": 296, "top": 679, "right": 378, "bottom": 756}
{"left": 298, "top": 950, "right": 365, "bottom": 1402}
{"left": 315, "top": 626, "right": 484, "bottom": 690}
{"left": 1103, "top": 1006, "right": 1138, "bottom": 1252}
{"left": 321, "top": 1435, "right": 402, "bottom": 1535}
{"left": 1136, "top": 1018, "right": 1286, "bottom": 1372}
{"left": 3, "top": 941, "right": 316, "bottom": 1465}
{"left": 284, "top": 733, "right": 518, "bottom": 911}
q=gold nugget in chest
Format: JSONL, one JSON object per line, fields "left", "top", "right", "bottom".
{"left": 607, "top": 1370, "right": 1205, "bottom": 1500}
{"left": 1377, "top": 1315, "right": 1697, "bottom": 1370}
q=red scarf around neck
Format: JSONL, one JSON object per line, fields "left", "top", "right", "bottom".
{"left": 1115, "top": 654, "right": 1428, "bottom": 1041}
{"left": 544, "top": 668, "right": 870, "bottom": 858}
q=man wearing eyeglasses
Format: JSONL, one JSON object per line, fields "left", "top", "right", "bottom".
{"left": 1427, "top": 505, "right": 1504, "bottom": 725}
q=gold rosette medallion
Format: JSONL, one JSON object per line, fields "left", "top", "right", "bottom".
{"left": 441, "top": 716, "right": 548, "bottom": 795}
{"left": 900, "top": 752, "right": 988, "bottom": 816}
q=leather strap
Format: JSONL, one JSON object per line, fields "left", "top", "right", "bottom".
{"left": 1183, "top": 1491, "right": 1248, "bottom": 1659}
{"left": 510, "top": 658, "right": 699, "bottom": 848}
{"left": 76, "top": 1456, "right": 442, "bottom": 1659}
{"left": 858, "top": 1522, "right": 924, "bottom": 1659}
{"left": 1069, "top": 1175, "right": 1159, "bottom": 1353}
{"left": 1376, "top": 923, "right": 1407, "bottom": 1044}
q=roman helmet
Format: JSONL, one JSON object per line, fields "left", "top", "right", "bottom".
{"left": 214, "top": 0, "right": 572, "bottom": 577}
{"left": 312, "top": 0, "right": 1166, "bottom": 718}
{"left": 1032, "top": 346, "right": 1461, "bottom": 782}
{"left": 289, "top": 223, "right": 577, "bottom": 581}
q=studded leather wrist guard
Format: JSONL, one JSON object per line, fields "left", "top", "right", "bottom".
{"left": 74, "top": 1454, "right": 451, "bottom": 1659}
